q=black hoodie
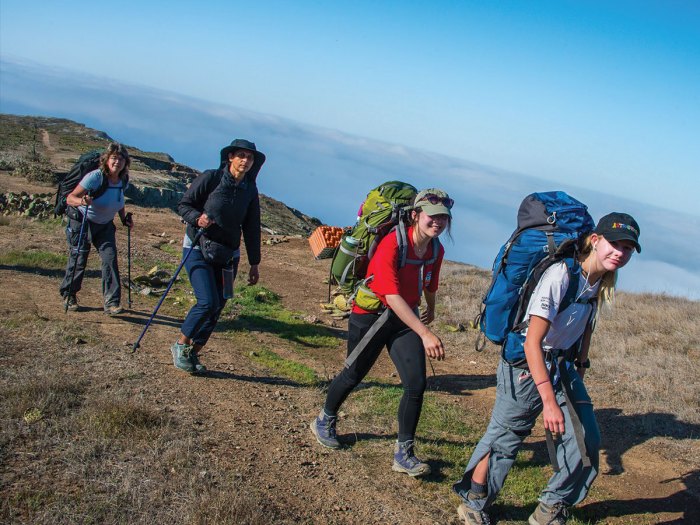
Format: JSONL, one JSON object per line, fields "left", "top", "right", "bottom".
{"left": 178, "top": 167, "right": 261, "bottom": 266}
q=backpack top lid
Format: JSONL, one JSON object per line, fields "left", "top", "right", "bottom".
{"left": 516, "top": 191, "right": 595, "bottom": 235}
{"left": 360, "top": 181, "right": 417, "bottom": 220}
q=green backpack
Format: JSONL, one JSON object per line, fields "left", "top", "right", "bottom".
{"left": 330, "top": 181, "right": 418, "bottom": 297}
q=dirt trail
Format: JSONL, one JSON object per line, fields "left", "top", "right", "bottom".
{"left": 0, "top": 177, "right": 696, "bottom": 524}
{"left": 40, "top": 129, "right": 54, "bottom": 151}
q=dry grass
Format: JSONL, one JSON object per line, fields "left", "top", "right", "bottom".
{"left": 436, "top": 261, "right": 700, "bottom": 486}
{"left": 0, "top": 313, "right": 289, "bottom": 525}
{"left": 439, "top": 263, "right": 700, "bottom": 428}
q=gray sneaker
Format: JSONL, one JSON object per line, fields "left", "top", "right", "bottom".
{"left": 64, "top": 295, "right": 79, "bottom": 312}
{"left": 392, "top": 440, "right": 431, "bottom": 477}
{"left": 529, "top": 502, "right": 569, "bottom": 525}
{"left": 457, "top": 503, "right": 491, "bottom": 525}
{"left": 170, "top": 341, "right": 195, "bottom": 373}
{"left": 104, "top": 304, "right": 124, "bottom": 315}
{"left": 310, "top": 410, "right": 340, "bottom": 449}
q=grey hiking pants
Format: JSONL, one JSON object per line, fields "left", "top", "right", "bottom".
{"left": 453, "top": 359, "right": 600, "bottom": 510}
{"left": 59, "top": 216, "right": 121, "bottom": 308}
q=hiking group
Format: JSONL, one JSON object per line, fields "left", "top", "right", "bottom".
{"left": 56, "top": 138, "right": 642, "bottom": 525}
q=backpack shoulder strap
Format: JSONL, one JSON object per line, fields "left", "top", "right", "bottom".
{"left": 395, "top": 221, "right": 409, "bottom": 269}
{"left": 91, "top": 171, "right": 110, "bottom": 199}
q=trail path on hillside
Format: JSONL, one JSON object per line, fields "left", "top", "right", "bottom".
{"left": 1, "top": 177, "right": 697, "bottom": 524}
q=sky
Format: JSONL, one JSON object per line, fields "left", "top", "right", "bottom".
{"left": 1, "top": 0, "right": 699, "bottom": 216}
{"left": 1, "top": 1, "right": 700, "bottom": 299}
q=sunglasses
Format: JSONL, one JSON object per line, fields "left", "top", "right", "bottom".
{"left": 417, "top": 194, "right": 454, "bottom": 209}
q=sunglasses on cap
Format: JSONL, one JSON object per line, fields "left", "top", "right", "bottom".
{"left": 417, "top": 194, "right": 454, "bottom": 209}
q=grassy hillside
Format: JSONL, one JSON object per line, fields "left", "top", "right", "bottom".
{"left": 0, "top": 114, "right": 321, "bottom": 235}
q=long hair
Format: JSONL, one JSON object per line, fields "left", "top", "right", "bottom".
{"left": 579, "top": 233, "right": 617, "bottom": 314}
{"left": 99, "top": 142, "right": 130, "bottom": 179}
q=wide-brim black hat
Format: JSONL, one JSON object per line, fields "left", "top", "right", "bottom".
{"left": 219, "top": 139, "right": 266, "bottom": 168}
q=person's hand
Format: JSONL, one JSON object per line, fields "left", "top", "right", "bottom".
{"left": 81, "top": 194, "right": 93, "bottom": 206}
{"left": 197, "top": 213, "right": 214, "bottom": 228}
{"left": 420, "top": 330, "right": 445, "bottom": 361}
{"left": 420, "top": 308, "right": 435, "bottom": 325}
{"left": 248, "top": 264, "right": 259, "bottom": 285}
{"left": 122, "top": 212, "right": 133, "bottom": 229}
{"left": 542, "top": 400, "right": 566, "bottom": 435}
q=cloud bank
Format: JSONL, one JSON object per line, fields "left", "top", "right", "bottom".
{"left": 2, "top": 57, "right": 698, "bottom": 300}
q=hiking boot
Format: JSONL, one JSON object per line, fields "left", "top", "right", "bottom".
{"left": 529, "top": 502, "right": 569, "bottom": 525}
{"left": 392, "top": 440, "right": 431, "bottom": 477}
{"left": 64, "top": 295, "right": 79, "bottom": 312}
{"left": 104, "top": 304, "right": 124, "bottom": 315}
{"left": 310, "top": 410, "right": 340, "bottom": 449}
{"left": 190, "top": 350, "right": 207, "bottom": 374}
{"left": 457, "top": 503, "right": 491, "bottom": 525}
{"left": 170, "top": 341, "right": 195, "bottom": 373}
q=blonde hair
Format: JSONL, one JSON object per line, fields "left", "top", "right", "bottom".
{"left": 579, "top": 234, "right": 617, "bottom": 314}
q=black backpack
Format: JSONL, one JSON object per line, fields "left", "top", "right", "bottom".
{"left": 53, "top": 149, "right": 128, "bottom": 217}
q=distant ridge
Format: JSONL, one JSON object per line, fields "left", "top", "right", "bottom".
{"left": 0, "top": 114, "right": 322, "bottom": 236}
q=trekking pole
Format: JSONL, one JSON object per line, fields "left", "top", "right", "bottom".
{"left": 126, "top": 212, "right": 133, "bottom": 309}
{"left": 131, "top": 228, "right": 205, "bottom": 353}
{"left": 64, "top": 203, "right": 91, "bottom": 313}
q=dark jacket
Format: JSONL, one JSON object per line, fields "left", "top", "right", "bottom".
{"left": 178, "top": 168, "right": 261, "bottom": 265}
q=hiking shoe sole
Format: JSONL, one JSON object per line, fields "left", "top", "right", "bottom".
{"left": 309, "top": 420, "right": 341, "bottom": 449}
{"left": 392, "top": 460, "right": 431, "bottom": 477}
{"left": 104, "top": 306, "right": 124, "bottom": 315}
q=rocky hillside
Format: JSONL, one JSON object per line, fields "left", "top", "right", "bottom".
{"left": 0, "top": 114, "right": 321, "bottom": 235}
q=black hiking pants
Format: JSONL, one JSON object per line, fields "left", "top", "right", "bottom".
{"left": 324, "top": 310, "right": 427, "bottom": 442}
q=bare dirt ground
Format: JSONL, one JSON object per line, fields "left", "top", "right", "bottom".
{"left": 1, "top": 174, "right": 697, "bottom": 524}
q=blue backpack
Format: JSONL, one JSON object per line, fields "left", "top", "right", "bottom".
{"left": 475, "top": 191, "right": 595, "bottom": 364}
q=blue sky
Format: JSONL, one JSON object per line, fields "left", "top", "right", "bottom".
{"left": 1, "top": 0, "right": 699, "bottom": 216}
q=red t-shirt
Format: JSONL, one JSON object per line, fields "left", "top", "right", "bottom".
{"left": 352, "top": 226, "right": 444, "bottom": 314}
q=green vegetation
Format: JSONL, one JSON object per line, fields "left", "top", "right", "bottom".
{"left": 248, "top": 348, "right": 320, "bottom": 385}
{"left": 158, "top": 242, "right": 180, "bottom": 257}
{"left": 229, "top": 284, "right": 338, "bottom": 349}
{"left": 0, "top": 249, "right": 66, "bottom": 269}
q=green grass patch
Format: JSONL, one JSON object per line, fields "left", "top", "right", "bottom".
{"left": 498, "top": 454, "right": 549, "bottom": 505}
{"left": 349, "top": 384, "right": 481, "bottom": 483}
{"left": 0, "top": 249, "right": 66, "bottom": 269}
{"left": 158, "top": 242, "right": 180, "bottom": 257}
{"left": 352, "top": 384, "right": 471, "bottom": 437}
{"left": 22, "top": 216, "right": 65, "bottom": 232}
{"left": 248, "top": 348, "right": 320, "bottom": 385}
{"left": 229, "top": 285, "right": 338, "bottom": 348}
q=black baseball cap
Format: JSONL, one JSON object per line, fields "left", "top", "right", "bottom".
{"left": 594, "top": 212, "right": 641, "bottom": 253}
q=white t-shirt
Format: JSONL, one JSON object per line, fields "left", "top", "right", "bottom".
{"left": 522, "top": 261, "right": 599, "bottom": 352}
